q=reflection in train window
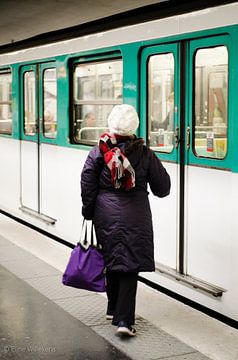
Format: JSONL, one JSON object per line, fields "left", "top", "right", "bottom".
{"left": 148, "top": 53, "right": 174, "bottom": 153}
{"left": 43, "top": 68, "right": 57, "bottom": 139}
{"left": 0, "top": 71, "right": 12, "bottom": 135}
{"left": 24, "top": 71, "right": 36, "bottom": 136}
{"left": 73, "top": 59, "right": 123, "bottom": 144}
{"left": 194, "top": 46, "right": 228, "bottom": 159}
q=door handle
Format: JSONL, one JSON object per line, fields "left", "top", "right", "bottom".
{"left": 174, "top": 126, "right": 180, "bottom": 149}
{"left": 39, "top": 118, "right": 43, "bottom": 133}
{"left": 186, "top": 126, "right": 190, "bottom": 150}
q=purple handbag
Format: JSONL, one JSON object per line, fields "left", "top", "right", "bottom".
{"left": 62, "top": 220, "right": 106, "bottom": 292}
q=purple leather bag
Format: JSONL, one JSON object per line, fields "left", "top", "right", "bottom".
{"left": 62, "top": 221, "right": 106, "bottom": 292}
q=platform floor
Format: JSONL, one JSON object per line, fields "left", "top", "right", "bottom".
{"left": 0, "top": 214, "right": 238, "bottom": 360}
{"left": 0, "top": 264, "right": 130, "bottom": 360}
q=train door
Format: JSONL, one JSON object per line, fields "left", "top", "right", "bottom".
{"left": 141, "top": 35, "right": 231, "bottom": 292}
{"left": 185, "top": 35, "right": 231, "bottom": 290}
{"left": 20, "top": 63, "right": 57, "bottom": 223}
{"left": 141, "top": 43, "right": 180, "bottom": 271}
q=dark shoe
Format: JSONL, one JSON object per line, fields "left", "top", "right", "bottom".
{"left": 117, "top": 321, "right": 136, "bottom": 337}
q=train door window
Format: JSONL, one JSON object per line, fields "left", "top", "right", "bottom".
{"left": 24, "top": 71, "right": 36, "bottom": 135}
{"left": 194, "top": 46, "right": 228, "bottom": 159}
{"left": 0, "top": 70, "right": 12, "bottom": 135}
{"left": 43, "top": 68, "right": 57, "bottom": 139}
{"left": 73, "top": 59, "right": 123, "bottom": 144}
{"left": 148, "top": 53, "right": 174, "bottom": 152}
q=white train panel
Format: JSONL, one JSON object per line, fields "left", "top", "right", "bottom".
{"left": 179, "top": 4, "right": 238, "bottom": 33}
{"left": 20, "top": 140, "right": 38, "bottom": 211}
{"left": 149, "top": 162, "right": 178, "bottom": 269}
{"left": 141, "top": 259, "right": 238, "bottom": 321}
{"left": 40, "top": 144, "right": 87, "bottom": 242}
{"left": 185, "top": 166, "right": 232, "bottom": 289}
{"left": 0, "top": 138, "right": 20, "bottom": 211}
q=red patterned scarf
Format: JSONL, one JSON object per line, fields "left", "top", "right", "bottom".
{"left": 99, "top": 133, "right": 135, "bottom": 190}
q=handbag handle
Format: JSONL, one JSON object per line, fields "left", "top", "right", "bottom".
{"left": 78, "top": 219, "right": 88, "bottom": 247}
{"left": 90, "top": 221, "right": 100, "bottom": 248}
{"left": 78, "top": 219, "right": 101, "bottom": 249}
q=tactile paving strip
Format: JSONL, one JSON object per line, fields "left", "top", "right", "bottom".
{"left": 55, "top": 293, "right": 109, "bottom": 326}
{"left": 92, "top": 317, "right": 198, "bottom": 360}
{"left": 0, "top": 236, "right": 212, "bottom": 360}
{"left": 1, "top": 257, "right": 61, "bottom": 279}
{"left": 25, "top": 274, "right": 93, "bottom": 300}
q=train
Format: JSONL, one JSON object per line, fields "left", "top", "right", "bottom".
{"left": 0, "top": 2, "right": 238, "bottom": 324}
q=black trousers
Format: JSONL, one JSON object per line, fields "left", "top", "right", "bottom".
{"left": 106, "top": 271, "right": 138, "bottom": 326}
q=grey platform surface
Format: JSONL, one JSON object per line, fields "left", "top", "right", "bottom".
{"left": 0, "top": 265, "right": 129, "bottom": 360}
{"left": 0, "top": 235, "right": 212, "bottom": 360}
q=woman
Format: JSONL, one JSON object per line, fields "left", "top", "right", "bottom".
{"left": 81, "top": 104, "right": 170, "bottom": 337}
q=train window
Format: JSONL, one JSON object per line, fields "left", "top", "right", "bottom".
{"left": 0, "top": 71, "right": 12, "bottom": 135}
{"left": 43, "top": 68, "right": 57, "bottom": 139}
{"left": 194, "top": 46, "right": 228, "bottom": 159}
{"left": 148, "top": 53, "right": 174, "bottom": 152}
{"left": 73, "top": 59, "right": 123, "bottom": 144}
{"left": 24, "top": 71, "right": 36, "bottom": 136}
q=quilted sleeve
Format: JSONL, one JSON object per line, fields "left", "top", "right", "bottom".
{"left": 147, "top": 149, "right": 171, "bottom": 198}
{"left": 81, "top": 146, "right": 104, "bottom": 220}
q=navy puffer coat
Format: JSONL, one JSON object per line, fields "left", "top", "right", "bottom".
{"left": 81, "top": 141, "right": 170, "bottom": 272}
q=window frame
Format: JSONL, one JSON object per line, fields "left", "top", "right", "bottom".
{"left": 70, "top": 54, "right": 123, "bottom": 145}
{"left": 0, "top": 68, "right": 12, "bottom": 136}
{"left": 140, "top": 43, "right": 179, "bottom": 163}
{"left": 23, "top": 69, "right": 37, "bottom": 137}
{"left": 192, "top": 44, "right": 229, "bottom": 160}
{"left": 185, "top": 34, "right": 233, "bottom": 171}
{"left": 42, "top": 67, "right": 57, "bottom": 139}
{"left": 147, "top": 52, "right": 175, "bottom": 154}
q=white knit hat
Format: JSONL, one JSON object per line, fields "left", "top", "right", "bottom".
{"left": 108, "top": 104, "right": 139, "bottom": 136}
